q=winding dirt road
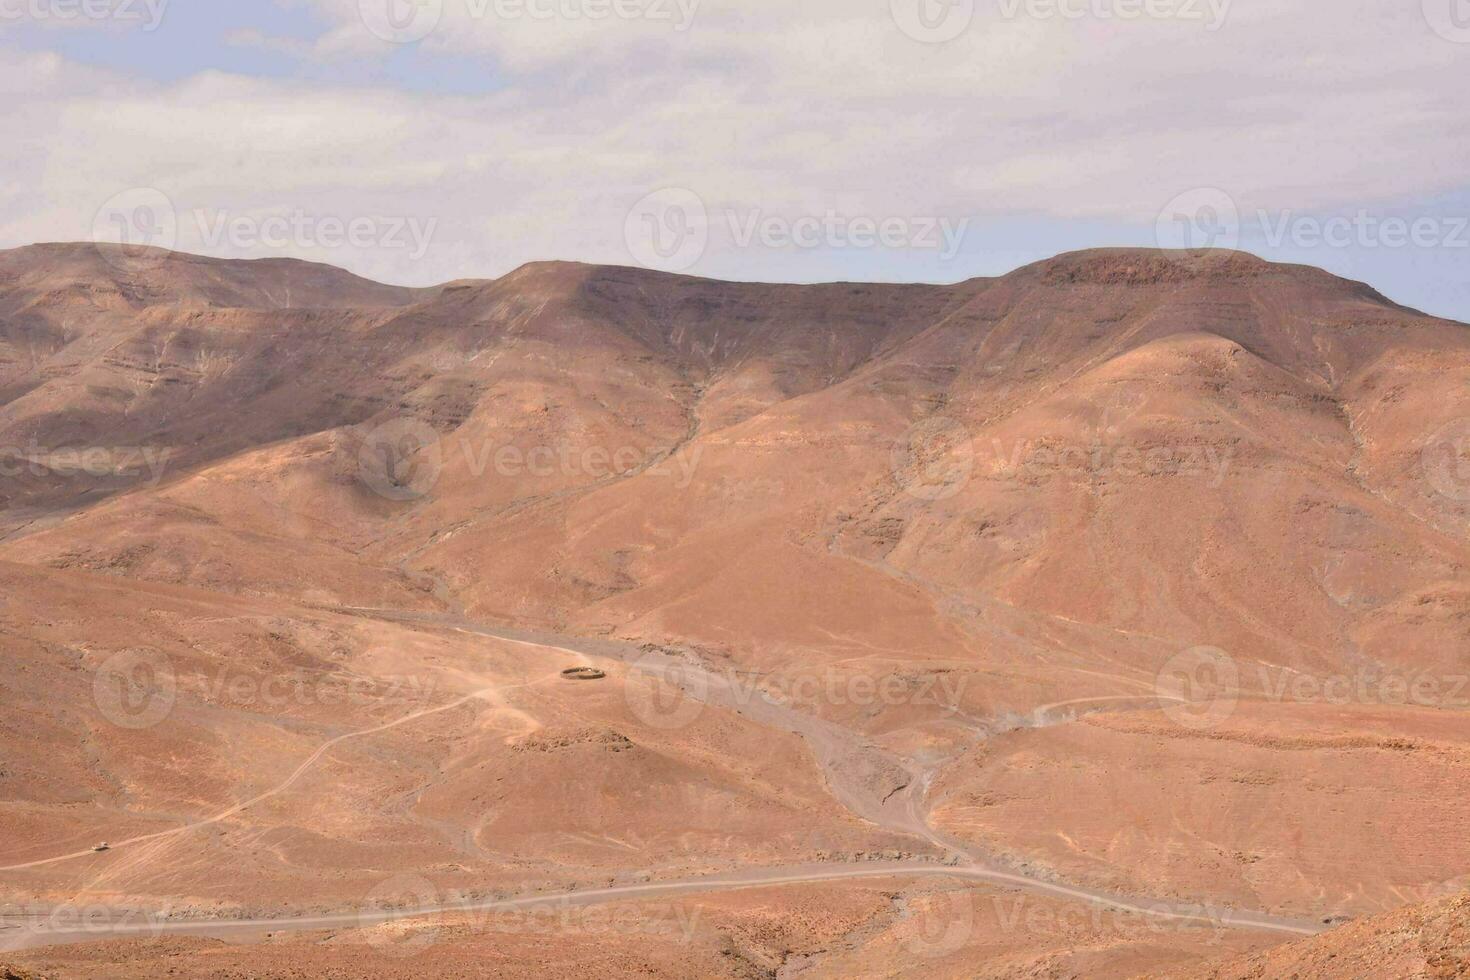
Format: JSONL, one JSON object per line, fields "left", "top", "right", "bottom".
{"left": 0, "top": 608, "right": 1330, "bottom": 952}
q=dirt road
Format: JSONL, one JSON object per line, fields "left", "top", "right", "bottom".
{"left": 0, "top": 609, "right": 1331, "bottom": 952}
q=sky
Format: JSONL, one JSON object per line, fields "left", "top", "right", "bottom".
{"left": 2, "top": 0, "right": 1469, "bottom": 321}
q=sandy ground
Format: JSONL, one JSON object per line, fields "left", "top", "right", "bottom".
{"left": 2, "top": 879, "right": 1296, "bottom": 980}
{"left": 1, "top": 244, "right": 1468, "bottom": 976}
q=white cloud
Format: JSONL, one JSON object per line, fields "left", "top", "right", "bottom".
{"left": 2, "top": 0, "right": 1469, "bottom": 294}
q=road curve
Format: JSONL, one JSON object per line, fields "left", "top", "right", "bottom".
{"left": 0, "top": 606, "right": 1336, "bottom": 954}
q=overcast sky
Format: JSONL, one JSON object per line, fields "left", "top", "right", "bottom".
{"left": 3, "top": 0, "right": 1469, "bottom": 320}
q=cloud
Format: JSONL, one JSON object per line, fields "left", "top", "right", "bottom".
{"left": 223, "top": 27, "right": 312, "bottom": 58}
{"left": 0, "top": 0, "right": 169, "bottom": 33}
{"left": 2, "top": 0, "right": 1469, "bottom": 305}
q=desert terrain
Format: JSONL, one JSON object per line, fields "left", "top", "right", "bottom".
{"left": 0, "top": 242, "right": 1467, "bottom": 977}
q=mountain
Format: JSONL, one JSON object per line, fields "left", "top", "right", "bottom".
{"left": 0, "top": 243, "right": 1466, "bottom": 978}
{"left": 1151, "top": 889, "right": 1470, "bottom": 979}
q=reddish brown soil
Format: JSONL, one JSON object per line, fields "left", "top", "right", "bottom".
{"left": 1, "top": 243, "right": 1467, "bottom": 977}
